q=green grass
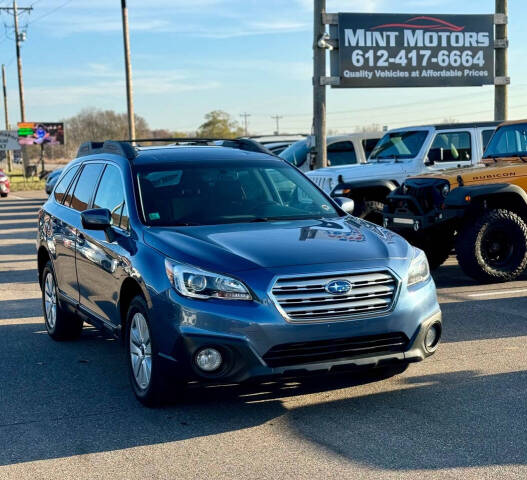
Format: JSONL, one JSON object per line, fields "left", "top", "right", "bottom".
{"left": 6, "top": 171, "right": 45, "bottom": 192}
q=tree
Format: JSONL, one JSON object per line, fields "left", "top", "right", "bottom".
{"left": 61, "top": 108, "right": 151, "bottom": 158}
{"left": 197, "top": 110, "right": 244, "bottom": 138}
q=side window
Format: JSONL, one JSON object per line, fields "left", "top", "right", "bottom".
{"left": 429, "top": 131, "right": 471, "bottom": 163}
{"left": 69, "top": 163, "right": 104, "bottom": 211}
{"left": 362, "top": 138, "right": 380, "bottom": 159}
{"left": 481, "top": 129, "right": 495, "bottom": 150}
{"left": 93, "top": 165, "right": 129, "bottom": 230}
{"left": 327, "top": 141, "right": 357, "bottom": 166}
{"left": 54, "top": 166, "right": 79, "bottom": 203}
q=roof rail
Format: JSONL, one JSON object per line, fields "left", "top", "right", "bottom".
{"left": 119, "top": 137, "right": 274, "bottom": 155}
{"left": 76, "top": 141, "right": 137, "bottom": 161}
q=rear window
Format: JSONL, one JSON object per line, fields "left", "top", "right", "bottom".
{"left": 54, "top": 166, "right": 79, "bottom": 203}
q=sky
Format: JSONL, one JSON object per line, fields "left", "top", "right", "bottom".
{"left": 0, "top": 0, "right": 525, "bottom": 135}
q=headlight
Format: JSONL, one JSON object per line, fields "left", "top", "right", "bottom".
{"left": 407, "top": 248, "right": 430, "bottom": 286}
{"left": 441, "top": 183, "right": 450, "bottom": 198}
{"left": 164, "top": 259, "right": 252, "bottom": 300}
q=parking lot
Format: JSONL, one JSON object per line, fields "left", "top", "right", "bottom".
{"left": 1, "top": 191, "right": 526, "bottom": 480}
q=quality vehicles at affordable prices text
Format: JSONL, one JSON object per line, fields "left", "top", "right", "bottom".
{"left": 307, "top": 122, "right": 498, "bottom": 224}
{"left": 37, "top": 139, "right": 441, "bottom": 406}
{"left": 383, "top": 120, "right": 527, "bottom": 282}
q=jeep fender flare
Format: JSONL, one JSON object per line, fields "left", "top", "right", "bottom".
{"left": 445, "top": 183, "right": 527, "bottom": 209}
{"left": 333, "top": 178, "right": 399, "bottom": 199}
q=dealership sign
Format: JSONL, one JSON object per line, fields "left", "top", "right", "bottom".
{"left": 331, "top": 13, "right": 495, "bottom": 88}
{"left": 0, "top": 130, "right": 21, "bottom": 151}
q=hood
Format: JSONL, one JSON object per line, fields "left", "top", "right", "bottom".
{"left": 144, "top": 217, "right": 411, "bottom": 273}
{"left": 307, "top": 162, "right": 409, "bottom": 191}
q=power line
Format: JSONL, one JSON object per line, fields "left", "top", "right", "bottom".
{"left": 26, "top": 0, "right": 72, "bottom": 25}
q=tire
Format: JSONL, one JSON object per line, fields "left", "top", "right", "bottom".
{"left": 0, "top": 193, "right": 7, "bottom": 198}
{"left": 41, "top": 261, "right": 83, "bottom": 340}
{"left": 456, "top": 209, "right": 527, "bottom": 283}
{"left": 126, "top": 296, "right": 182, "bottom": 406}
{"left": 355, "top": 200, "right": 385, "bottom": 225}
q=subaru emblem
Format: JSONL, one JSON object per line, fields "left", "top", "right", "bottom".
{"left": 325, "top": 280, "right": 352, "bottom": 295}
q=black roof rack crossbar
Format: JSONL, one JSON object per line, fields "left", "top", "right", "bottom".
{"left": 118, "top": 137, "right": 274, "bottom": 155}
{"left": 77, "top": 141, "right": 137, "bottom": 161}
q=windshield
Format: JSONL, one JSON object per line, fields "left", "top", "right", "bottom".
{"left": 369, "top": 130, "right": 428, "bottom": 161}
{"left": 279, "top": 139, "right": 309, "bottom": 167}
{"left": 484, "top": 124, "right": 527, "bottom": 158}
{"left": 136, "top": 161, "right": 339, "bottom": 226}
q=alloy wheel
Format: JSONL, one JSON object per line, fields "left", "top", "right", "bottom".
{"left": 129, "top": 313, "right": 152, "bottom": 390}
{"left": 44, "top": 272, "right": 57, "bottom": 329}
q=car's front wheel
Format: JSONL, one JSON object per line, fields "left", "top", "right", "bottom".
{"left": 126, "top": 296, "right": 182, "bottom": 406}
{"left": 42, "top": 261, "right": 83, "bottom": 340}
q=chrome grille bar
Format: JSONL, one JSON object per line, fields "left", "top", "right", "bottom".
{"left": 271, "top": 271, "right": 397, "bottom": 322}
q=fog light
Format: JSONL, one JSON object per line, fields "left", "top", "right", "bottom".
{"left": 195, "top": 348, "right": 222, "bottom": 372}
{"left": 425, "top": 323, "right": 441, "bottom": 352}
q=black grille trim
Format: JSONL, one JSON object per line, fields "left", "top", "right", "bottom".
{"left": 263, "top": 333, "right": 409, "bottom": 367}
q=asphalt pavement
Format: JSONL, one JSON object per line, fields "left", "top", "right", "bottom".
{"left": 1, "top": 191, "right": 526, "bottom": 479}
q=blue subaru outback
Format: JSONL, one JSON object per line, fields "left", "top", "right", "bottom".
{"left": 37, "top": 140, "right": 441, "bottom": 406}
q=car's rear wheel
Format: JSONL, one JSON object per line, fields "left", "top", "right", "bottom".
{"left": 126, "top": 296, "right": 183, "bottom": 406}
{"left": 456, "top": 209, "right": 527, "bottom": 282}
{"left": 42, "top": 261, "right": 83, "bottom": 340}
{"left": 0, "top": 193, "right": 7, "bottom": 198}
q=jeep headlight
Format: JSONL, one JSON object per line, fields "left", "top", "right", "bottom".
{"left": 165, "top": 259, "right": 252, "bottom": 300}
{"left": 441, "top": 182, "right": 450, "bottom": 198}
{"left": 407, "top": 248, "right": 430, "bottom": 287}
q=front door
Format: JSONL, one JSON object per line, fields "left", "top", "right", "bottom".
{"left": 75, "top": 164, "right": 131, "bottom": 328}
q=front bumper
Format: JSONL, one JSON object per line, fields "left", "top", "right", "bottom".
{"left": 383, "top": 192, "right": 463, "bottom": 232}
{"left": 152, "top": 272, "right": 441, "bottom": 384}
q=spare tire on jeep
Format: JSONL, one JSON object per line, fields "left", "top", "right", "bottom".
{"left": 455, "top": 209, "right": 527, "bottom": 283}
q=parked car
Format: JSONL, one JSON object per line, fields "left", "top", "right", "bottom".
{"left": 264, "top": 141, "right": 297, "bottom": 155}
{"left": 37, "top": 139, "right": 441, "bottom": 406}
{"left": 280, "top": 133, "right": 382, "bottom": 173}
{"left": 44, "top": 168, "right": 64, "bottom": 195}
{"left": 0, "top": 169, "right": 10, "bottom": 197}
{"left": 307, "top": 122, "right": 499, "bottom": 223}
{"left": 383, "top": 120, "right": 527, "bottom": 281}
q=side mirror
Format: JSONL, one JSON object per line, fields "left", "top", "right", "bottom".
{"left": 424, "top": 156, "right": 435, "bottom": 167}
{"left": 333, "top": 196, "right": 354, "bottom": 214}
{"left": 81, "top": 208, "right": 115, "bottom": 241}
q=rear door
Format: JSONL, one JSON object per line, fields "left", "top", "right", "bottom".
{"left": 48, "top": 165, "right": 81, "bottom": 303}
{"left": 327, "top": 141, "right": 358, "bottom": 167}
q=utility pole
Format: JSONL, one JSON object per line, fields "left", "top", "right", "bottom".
{"left": 495, "top": 0, "right": 508, "bottom": 121}
{"left": 313, "top": 0, "right": 327, "bottom": 169}
{"left": 271, "top": 115, "right": 283, "bottom": 135}
{"left": 240, "top": 112, "right": 251, "bottom": 136}
{"left": 121, "top": 0, "right": 135, "bottom": 140}
{"left": 0, "top": 2, "right": 32, "bottom": 174}
{"left": 2, "top": 65, "right": 12, "bottom": 171}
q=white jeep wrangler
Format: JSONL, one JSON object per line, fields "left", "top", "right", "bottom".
{"left": 306, "top": 122, "right": 499, "bottom": 223}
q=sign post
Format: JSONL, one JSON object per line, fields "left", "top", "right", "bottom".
{"left": 313, "top": 0, "right": 328, "bottom": 169}
{"left": 312, "top": 5, "right": 507, "bottom": 166}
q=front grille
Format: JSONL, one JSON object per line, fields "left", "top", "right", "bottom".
{"left": 309, "top": 176, "right": 332, "bottom": 193}
{"left": 271, "top": 271, "right": 397, "bottom": 322}
{"left": 263, "top": 332, "right": 408, "bottom": 367}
